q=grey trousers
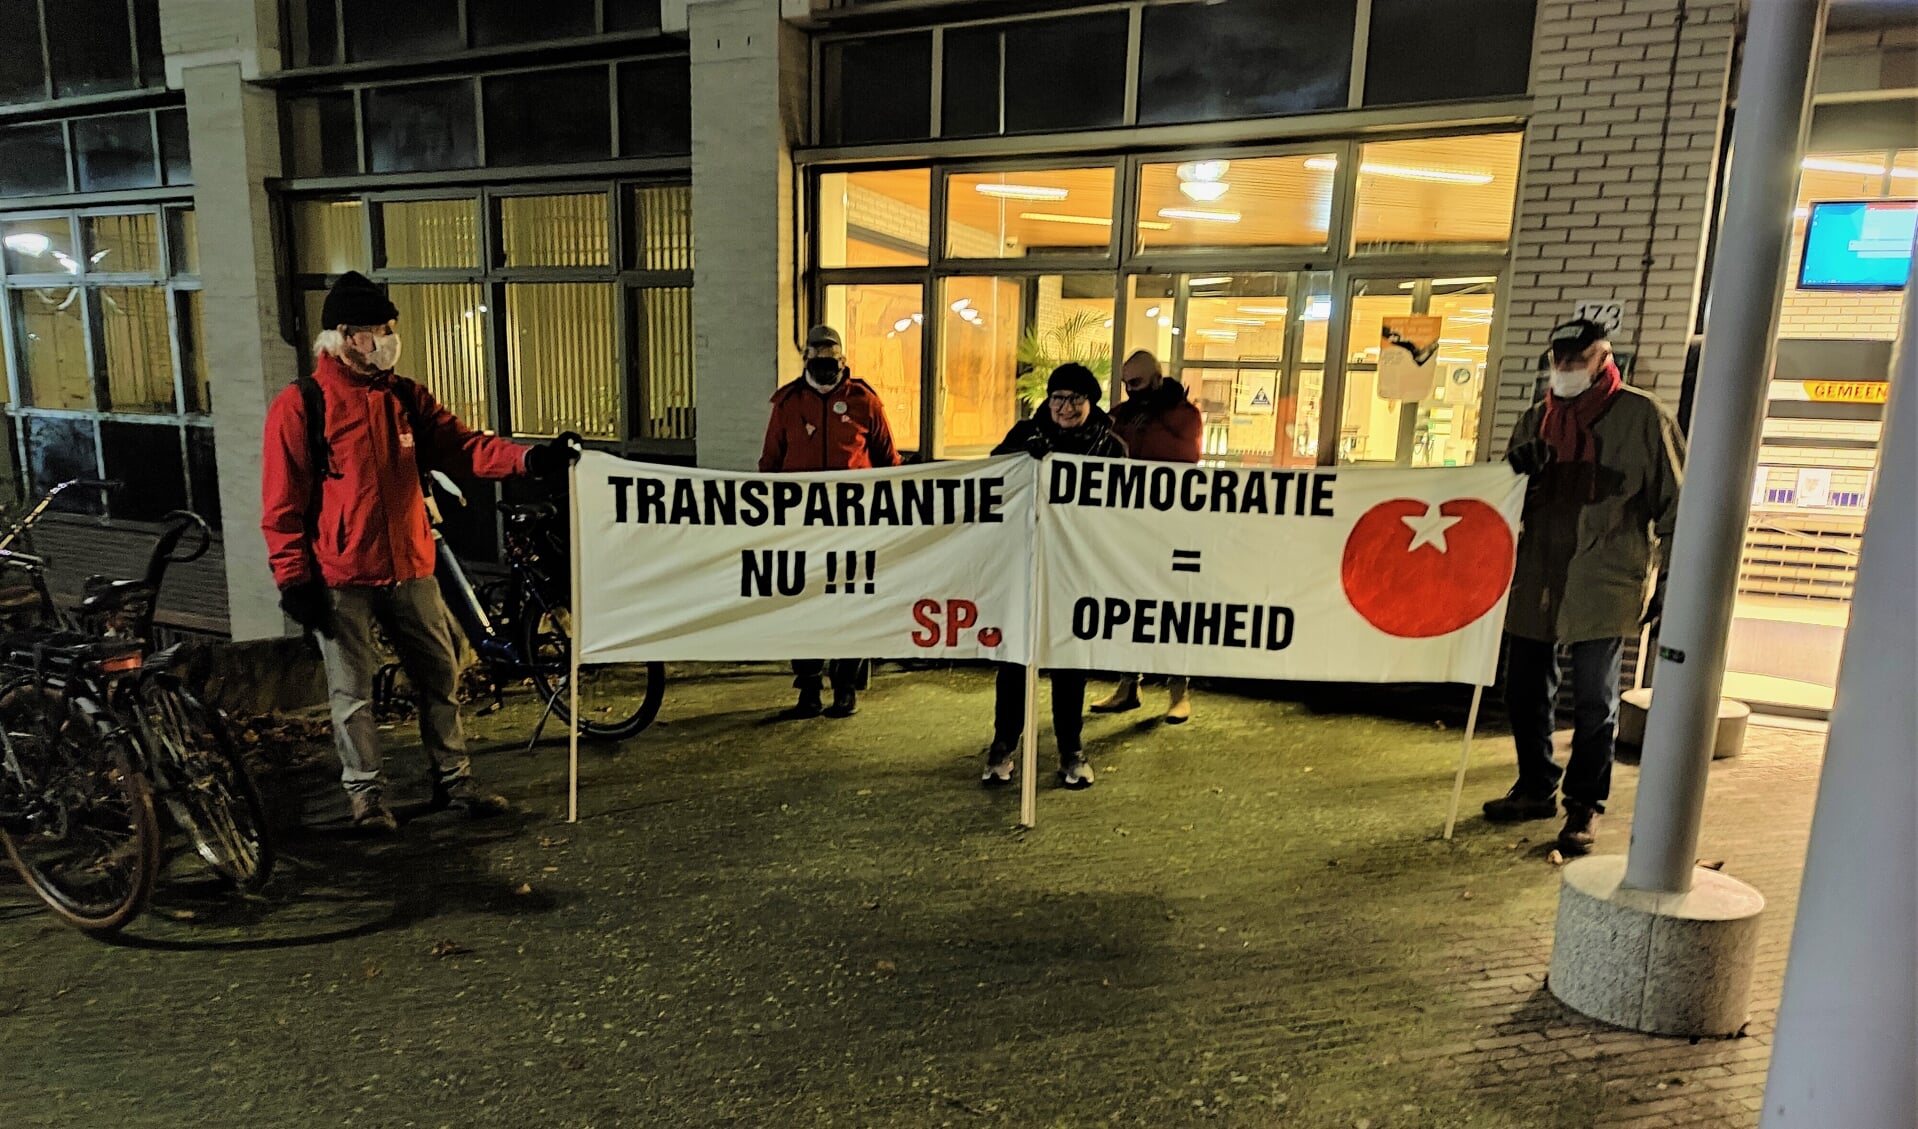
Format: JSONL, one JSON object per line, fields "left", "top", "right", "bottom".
{"left": 316, "top": 578, "right": 471, "bottom": 796}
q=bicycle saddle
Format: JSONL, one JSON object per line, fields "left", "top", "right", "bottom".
{"left": 500, "top": 502, "right": 557, "bottom": 522}
{"left": 79, "top": 578, "right": 152, "bottom": 614}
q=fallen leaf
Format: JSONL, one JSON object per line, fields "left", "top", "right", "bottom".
{"left": 875, "top": 960, "right": 896, "bottom": 973}
{"left": 1548, "top": 849, "right": 1565, "bottom": 866}
{"left": 537, "top": 836, "right": 568, "bottom": 849}
{"left": 361, "top": 960, "right": 381, "bottom": 980}
{"left": 431, "top": 939, "right": 473, "bottom": 959}
{"left": 1696, "top": 858, "right": 1726, "bottom": 871}
{"left": 541, "top": 866, "right": 559, "bottom": 873}
{"left": 513, "top": 883, "right": 533, "bottom": 896}
{"left": 1460, "top": 890, "right": 1474, "bottom": 900}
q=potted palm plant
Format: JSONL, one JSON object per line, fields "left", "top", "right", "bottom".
{"left": 1016, "top": 309, "right": 1112, "bottom": 412}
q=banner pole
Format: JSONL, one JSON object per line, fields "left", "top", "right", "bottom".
{"left": 568, "top": 456, "right": 581, "bottom": 825}
{"left": 1443, "top": 683, "right": 1485, "bottom": 841}
{"left": 1019, "top": 662, "right": 1039, "bottom": 828}
{"left": 1020, "top": 463, "right": 1042, "bottom": 829}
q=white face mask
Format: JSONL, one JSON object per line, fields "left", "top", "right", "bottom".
{"left": 369, "top": 332, "right": 402, "bottom": 372}
{"left": 1550, "top": 363, "right": 1595, "bottom": 399}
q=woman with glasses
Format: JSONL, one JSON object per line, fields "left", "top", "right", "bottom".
{"left": 980, "top": 364, "right": 1127, "bottom": 790}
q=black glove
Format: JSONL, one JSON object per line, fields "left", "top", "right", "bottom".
{"left": 1506, "top": 438, "right": 1555, "bottom": 477}
{"left": 1023, "top": 431, "right": 1051, "bottom": 460}
{"left": 279, "top": 581, "right": 332, "bottom": 637}
{"left": 525, "top": 434, "right": 581, "bottom": 479}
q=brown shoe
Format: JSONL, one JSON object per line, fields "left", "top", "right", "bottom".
{"left": 349, "top": 790, "right": 400, "bottom": 835}
{"left": 1090, "top": 677, "right": 1141, "bottom": 714}
{"left": 1164, "top": 677, "right": 1191, "bottom": 725}
{"left": 1558, "top": 804, "right": 1600, "bottom": 856}
{"left": 431, "top": 777, "right": 510, "bottom": 818}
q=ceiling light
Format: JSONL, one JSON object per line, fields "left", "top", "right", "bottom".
{"left": 4, "top": 233, "right": 51, "bottom": 256}
{"left": 1135, "top": 220, "right": 1174, "bottom": 231}
{"left": 1159, "top": 209, "right": 1241, "bottom": 224}
{"left": 1157, "top": 316, "right": 1172, "bottom": 327}
{"left": 1188, "top": 275, "right": 1234, "bottom": 286}
{"left": 1439, "top": 337, "right": 1476, "bottom": 344}
{"left": 1801, "top": 157, "right": 1886, "bottom": 175}
{"left": 1145, "top": 306, "right": 1161, "bottom": 318}
{"left": 1102, "top": 318, "right": 1114, "bottom": 328}
{"left": 1398, "top": 276, "right": 1499, "bottom": 289}
{"left": 894, "top": 317, "right": 915, "bottom": 332}
{"left": 950, "top": 298, "right": 973, "bottom": 313}
{"left": 1240, "top": 305, "right": 1287, "bottom": 315}
{"left": 1176, "top": 160, "right": 1230, "bottom": 183}
{"left": 974, "top": 183, "right": 1069, "bottom": 201}
{"left": 1793, "top": 206, "right": 1810, "bottom": 219}
{"left": 911, "top": 313, "right": 924, "bottom": 324}
{"left": 1179, "top": 181, "right": 1231, "bottom": 203}
{"left": 1307, "top": 155, "right": 1493, "bottom": 184}
{"left": 1894, "top": 167, "right": 1918, "bottom": 179}
{"left": 1215, "top": 318, "right": 1267, "bottom": 326}
{"left": 1197, "top": 330, "right": 1238, "bottom": 339}
{"left": 1303, "top": 298, "right": 1332, "bottom": 321}
{"left": 1019, "top": 212, "right": 1110, "bottom": 227}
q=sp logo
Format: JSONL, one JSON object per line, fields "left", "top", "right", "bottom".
{"left": 910, "top": 599, "right": 1002, "bottom": 650}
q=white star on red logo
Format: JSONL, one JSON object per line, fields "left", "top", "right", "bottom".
{"left": 1401, "top": 503, "right": 1464, "bottom": 553}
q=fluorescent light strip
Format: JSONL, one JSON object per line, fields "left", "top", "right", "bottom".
{"left": 1303, "top": 156, "right": 1494, "bottom": 185}
{"left": 1158, "top": 208, "right": 1241, "bottom": 224}
{"left": 974, "top": 183, "right": 1069, "bottom": 201}
{"left": 1188, "top": 275, "right": 1234, "bottom": 286}
{"left": 1018, "top": 212, "right": 1108, "bottom": 227}
{"left": 1214, "top": 318, "right": 1268, "bottom": 326}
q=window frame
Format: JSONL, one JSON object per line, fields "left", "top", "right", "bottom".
{"left": 283, "top": 176, "right": 695, "bottom": 457}
{"left": 805, "top": 125, "right": 1524, "bottom": 466}
{"left": 0, "top": 198, "right": 213, "bottom": 524}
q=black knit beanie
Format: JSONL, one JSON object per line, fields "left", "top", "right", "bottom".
{"left": 321, "top": 271, "right": 399, "bottom": 330}
{"left": 1046, "top": 363, "right": 1102, "bottom": 404}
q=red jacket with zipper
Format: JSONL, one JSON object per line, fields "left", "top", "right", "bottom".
{"left": 261, "top": 351, "right": 530, "bottom": 590}
{"left": 758, "top": 374, "right": 902, "bottom": 472}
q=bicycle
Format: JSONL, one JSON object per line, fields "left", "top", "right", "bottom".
{"left": 0, "top": 481, "right": 271, "bottom": 933}
{"left": 401, "top": 473, "right": 664, "bottom": 744}
{"left": 74, "top": 508, "right": 273, "bottom": 893}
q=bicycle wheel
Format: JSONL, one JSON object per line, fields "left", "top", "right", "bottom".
{"left": 132, "top": 676, "right": 273, "bottom": 891}
{"left": 0, "top": 681, "right": 160, "bottom": 934}
{"left": 521, "top": 598, "right": 665, "bottom": 742}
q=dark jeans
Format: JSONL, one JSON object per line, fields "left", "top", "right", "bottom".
{"left": 792, "top": 659, "right": 860, "bottom": 694}
{"left": 992, "top": 664, "right": 1087, "bottom": 763}
{"left": 1503, "top": 634, "right": 1624, "bottom": 813}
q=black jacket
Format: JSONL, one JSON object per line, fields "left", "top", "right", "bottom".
{"left": 992, "top": 406, "right": 1129, "bottom": 459}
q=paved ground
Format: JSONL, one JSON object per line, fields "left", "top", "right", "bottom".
{"left": 0, "top": 665, "right": 1822, "bottom": 1128}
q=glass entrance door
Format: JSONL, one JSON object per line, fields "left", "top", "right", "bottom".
{"left": 1330, "top": 275, "right": 1497, "bottom": 467}
{"left": 1121, "top": 271, "right": 1328, "bottom": 466}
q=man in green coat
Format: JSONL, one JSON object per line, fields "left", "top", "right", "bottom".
{"left": 1483, "top": 319, "right": 1685, "bottom": 856}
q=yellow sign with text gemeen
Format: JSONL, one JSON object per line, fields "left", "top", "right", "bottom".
{"left": 1804, "top": 381, "right": 1889, "bottom": 404}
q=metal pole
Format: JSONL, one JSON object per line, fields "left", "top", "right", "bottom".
{"left": 1624, "top": 0, "right": 1826, "bottom": 894}
{"left": 568, "top": 458, "right": 582, "bottom": 825}
{"left": 1443, "top": 684, "right": 1485, "bottom": 840}
{"left": 1760, "top": 269, "right": 1917, "bottom": 1129}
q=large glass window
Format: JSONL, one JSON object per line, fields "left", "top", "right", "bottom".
{"left": 823, "top": 284, "right": 923, "bottom": 450}
{"left": 1336, "top": 277, "right": 1495, "bottom": 467}
{"left": 1364, "top": 0, "right": 1535, "bottom": 107}
{"left": 0, "top": 0, "right": 47, "bottom": 105}
{"left": 2, "top": 204, "right": 213, "bottom": 524}
{"left": 811, "top": 135, "right": 1520, "bottom": 468}
{"left": 945, "top": 168, "right": 1116, "bottom": 260}
{"left": 1135, "top": 155, "right": 1337, "bottom": 252}
{"left": 1350, "top": 134, "right": 1523, "bottom": 255}
{"left": 940, "top": 14, "right": 1129, "bottom": 139}
{"left": 288, "top": 182, "right": 694, "bottom": 447}
{"left": 1139, "top": 0, "right": 1356, "bottom": 125}
{"left": 0, "top": 124, "right": 69, "bottom": 197}
{"left": 485, "top": 69, "right": 612, "bottom": 167}
{"left": 820, "top": 34, "right": 932, "bottom": 146}
{"left": 73, "top": 113, "right": 159, "bottom": 193}
{"left": 365, "top": 81, "right": 479, "bottom": 175}
{"left": 819, "top": 169, "right": 931, "bottom": 268}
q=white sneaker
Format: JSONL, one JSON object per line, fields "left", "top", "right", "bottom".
{"left": 980, "top": 748, "right": 1015, "bottom": 788}
{"left": 1058, "top": 758, "right": 1095, "bottom": 790}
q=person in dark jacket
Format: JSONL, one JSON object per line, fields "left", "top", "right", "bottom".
{"left": 262, "top": 272, "right": 575, "bottom": 833}
{"left": 1483, "top": 318, "right": 1684, "bottom": 856}
{"left": 760, "top": 324, "right": 903, "bottom": 720}
{"left": 982, "top": 363, "right": 1127, "bottom": 791}
{"left": 1093, "top": 350, "right": 1204, "bottom": 722}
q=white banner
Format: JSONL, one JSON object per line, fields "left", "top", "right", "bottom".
{"left": 1036, "top": 458, "right": 1526, "bottom": 685}
{"left": 574, "top": 451, "right": 1035, "bottom": 664}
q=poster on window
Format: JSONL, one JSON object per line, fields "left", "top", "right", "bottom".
{"left": 1036, "top": 457, "right": 1526, "bottom": 686}
{"left": 1378, "top": 316, "right": 1444, "bottom": 401}
{"left": 1233, "top": 371, "right": 1278, "bottom": 415}
{"left": 573, "top": 452, "right": 1035, "bottom": 664}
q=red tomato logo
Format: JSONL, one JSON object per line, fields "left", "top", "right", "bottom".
{"left": 1340, "top": 498, "right": 1515, "bottom": 638}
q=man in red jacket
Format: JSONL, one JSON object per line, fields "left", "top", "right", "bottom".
{"left": 759, "top": 324, "right": 901, "bottom": 719}
{"left": 262, "top": 272, "right": 574, "bottom": 833}
{"left": 1093, "top": 350, "right": 1205, "bottom": 723}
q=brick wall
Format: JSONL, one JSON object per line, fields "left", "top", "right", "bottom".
{"left": 1494, "top": 0, "right": 1739, "bottom": 452}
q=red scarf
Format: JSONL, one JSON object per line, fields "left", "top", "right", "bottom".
{"left": 1539, "top": 360, "right": 1623, "bottom": 464}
